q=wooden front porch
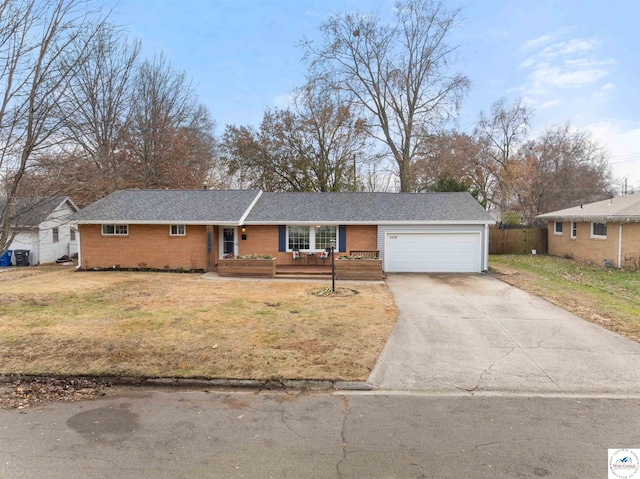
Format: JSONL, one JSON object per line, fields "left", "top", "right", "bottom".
{"left": 275, "top": 264, "right": 333, "bottom": 279}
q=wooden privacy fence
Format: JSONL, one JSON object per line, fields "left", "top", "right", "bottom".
{"left": 489, "top": 228, "right": 548, "bottom": 255}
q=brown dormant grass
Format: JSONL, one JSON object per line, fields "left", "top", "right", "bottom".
{"left": 0, "top": 268, "right": 398, "bottom": 380}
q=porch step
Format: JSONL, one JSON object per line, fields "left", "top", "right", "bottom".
{"left": 275, "top": 274, "right": 333, "bottom": 280}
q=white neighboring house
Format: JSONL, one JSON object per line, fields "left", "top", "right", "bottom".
{"left": 4, "top": 196, "right": 79, "bottom": 265}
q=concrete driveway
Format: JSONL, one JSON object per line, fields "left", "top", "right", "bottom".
{"left": 369, "top": 274, "right": 640, "bottom": 395}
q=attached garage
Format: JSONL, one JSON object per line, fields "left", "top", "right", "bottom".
{"left": 384, "top": 232, "right": 482, "bottom": 273}
{"left": 378, "top": 223, "right": 489, "bottom": 273}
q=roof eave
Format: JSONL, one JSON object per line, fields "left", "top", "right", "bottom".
{"left": 244, "top": 220, "right": 495, "bottom": 225}
{"left": 76, "top": 220, "right": 242, "bottom": 226}
{"left": 537, "top": 215, "right": 640, "bottom": 223}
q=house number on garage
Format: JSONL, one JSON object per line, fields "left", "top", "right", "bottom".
{"left": 389, "top": 235, "right": 398, "bottom": 239}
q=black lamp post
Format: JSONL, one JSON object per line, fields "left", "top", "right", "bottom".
{"left": 329, "top": 238, "right": 336, "bottom": 292}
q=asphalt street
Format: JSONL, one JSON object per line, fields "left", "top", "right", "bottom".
{"left": 1, "top": 387, "right": 639, "bottom": 479}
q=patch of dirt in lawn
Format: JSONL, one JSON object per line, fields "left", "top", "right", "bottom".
{"left": 310, "top": 287, "right": 359, "bottom": 297}
{"left": 490, "top": 264, "right": 640, "bottom": 343}
{"left": 0, "top": 270, "right": 398, "bottom": 381}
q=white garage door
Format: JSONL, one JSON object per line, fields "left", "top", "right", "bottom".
{"left": 385, "top": 232, "right": 481, "bottom": 273}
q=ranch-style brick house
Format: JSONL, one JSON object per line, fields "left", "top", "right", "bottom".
{"left": 73, "top": 189, "right": 495, "bottom": 273}
{"left": 537, "top": 193, "right": 640, "bottom": 269}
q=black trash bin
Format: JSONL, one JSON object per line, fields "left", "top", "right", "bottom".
{"left": 14, "top": 249, "right": 30, "bottom": 266}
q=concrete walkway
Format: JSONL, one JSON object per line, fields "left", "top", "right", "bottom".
{"left": 369, "top": 274, "right": 640, "bottom": 395}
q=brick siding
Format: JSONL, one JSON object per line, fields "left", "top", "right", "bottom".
{"left": 81, "top": 224, "right": 379, "bottom": 270}
{"left": 79, "top": 224, "right": 207, "bottom": 270}
{"left": 547, "top": 221, "right": 640, "bottom": 268}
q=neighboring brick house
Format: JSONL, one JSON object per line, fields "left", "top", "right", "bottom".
{"left": 537, "top": 193, "right": 640, "bottom": 269}
{"left": 1, "top": 196, "right": 79, "bottom": 265}
{"left": 73, "top": 189, "right": 495, "bottom": 273}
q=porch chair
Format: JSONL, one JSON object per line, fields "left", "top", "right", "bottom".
{"left": 318, "top": 250, "right": 329, "bottom": 265}
{"left": 292, "top": 249, "right": 301, "bottom": 265}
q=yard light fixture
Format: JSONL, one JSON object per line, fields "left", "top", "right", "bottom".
{"left": 329, "top": 238, "right": 336, "bottom": 292}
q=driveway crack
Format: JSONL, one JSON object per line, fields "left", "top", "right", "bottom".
{"left": 467, "top": 348, "right": 516, "bottom": 393}
{"left": 533, "top": 326, "right": 563, "bottom": 349}
{"left": 472, "top": 301, "right": 563, "bottom": 392}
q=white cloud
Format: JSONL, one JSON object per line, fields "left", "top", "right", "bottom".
{"left": 541, "top": 38, "right": 600, "bottom": 57}
{"left": 519, "top": 58, "right": 536, "bottom": 69}
{"left": 584, "top": 121, "right": 640, "bottom": 185}
{"left": 521, "top": 33, "right": 555, "bottom": 51}
{"left": 535, "top": 66, "right": 608, "bottom": 89}
{"left": 594, "top": 82, "right": 616, "bottom": 98}
{"left": 516, "top": 31, "right": 612, "bottom": 99}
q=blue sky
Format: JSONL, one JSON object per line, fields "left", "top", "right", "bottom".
{"left": 108, "top": 0, "right": 640, "bottom": 189}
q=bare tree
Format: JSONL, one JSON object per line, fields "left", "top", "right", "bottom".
{"left": 514, "top": 124, "right": 612, "bottom": 223}
{"left": 303, "top": 0, "right": 469, "bottom": 191}
{"left": 0, "top": 0, "right": 104, "bottom": 254}
{"left": 473, "top": 97, "right": 531, "bottom": 209}
{"left": 221, "top": 81, "right": 371, "bottom": 192}
{"left": 408, "top": 130, "right": 490, "bottom": 204}
{"left": 126, "top": 53, "right": 214, "bottom": 189}
{"left": 221, "top": 109, "right": 313, "bottom": 192}
{"left": 61, "top": 23, "right": 141, "bottom": 196}
{"left": 290, "top": 80, "right": 371, "bottom": 191}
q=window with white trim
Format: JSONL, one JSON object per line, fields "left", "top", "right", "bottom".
{"left": 570, "top": 222, "right": 577, "bottom": 239}
{"left": 102, "top": 224, "right": 128, "bottom": 236}
{"left": 314, "top": 226, "right": 337, "bottom": 250}
{"left": 288, "top": 226, "right": 310, "bottom": 250}
{"left": 170, "top": 224, "right": 186, "bottom": 236}
{"left": 554, "top": 221, "right": 563, "bottom": 235}
{"left": 287, "top": 225, "right": 337, "bottom": 251}
{"left": 70, "top": 228, "right": 76, "bottom": 241}
{"left": 52, "top": 227, "right": 59, "bottom": 243}
{"left": 591, "top": 222, "right": 607, "bottom": 238}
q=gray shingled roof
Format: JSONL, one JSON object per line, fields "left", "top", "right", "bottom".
{"left": 73, "top": 189, "right": 494, "bottom": 224}
{"left": 73, "top": 190, "right": 261, "bottom": 224}
{"left": 536, "top": 193, "right": 640, "bottom": 223}
{"left": 1, "top": 196, "right": 76, "bottom": 227}
{"left": 244, "top": 192, "right": 493, "bottom": 223}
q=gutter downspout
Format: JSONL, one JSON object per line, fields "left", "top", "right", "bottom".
{"left": 77, "top": 226, "right": 82, "bottom": 269}
{"left": 617, "top": 223, "right": 622, "bottom": 269}
{"left": 484, "top": 224, "right": 489, "bottom": 271}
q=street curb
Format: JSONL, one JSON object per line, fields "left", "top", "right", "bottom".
{"left": 334, "top": 381, "right": 376, "bottom": 390}
{"left": 0, "top": 374, "right": 377, "bottom": 392}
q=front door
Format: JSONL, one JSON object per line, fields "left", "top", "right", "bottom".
{"left": 222, "top": 227, "right": 236, "bottom": 256}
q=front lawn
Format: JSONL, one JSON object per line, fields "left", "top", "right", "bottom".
{"left": 0, "top": 268, "right": 398, "bottom": 380}
{"left": 489, "top": 255, "right": 640, "bottom": 342}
